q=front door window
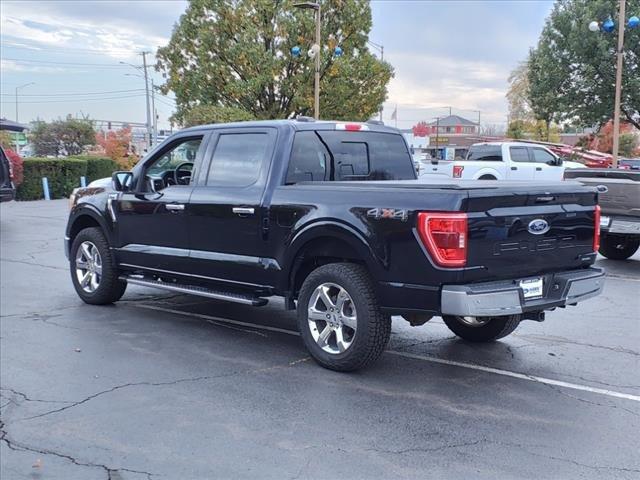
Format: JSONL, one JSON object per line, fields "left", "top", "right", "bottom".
{"left": 144, "top": 138, "right": 203, "bottom": 191}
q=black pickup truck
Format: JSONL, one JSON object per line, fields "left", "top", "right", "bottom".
{"left": 65, "top": 119, "right": 604, "bottom": 371}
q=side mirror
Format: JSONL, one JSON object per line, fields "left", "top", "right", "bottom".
{"left": 431, "top": 158, "right": 439, "bottom": 165}
{"left": 112, "top": 171, "right": 133, "bottom": 192}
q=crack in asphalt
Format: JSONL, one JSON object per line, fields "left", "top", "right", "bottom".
{"left": 0, "top": 421, "right": 154, "bottom": 480}
{"left": 368, "top": 438, "right": 487, "bottom": 455}
{"left": 0, "top": 387, "right": 75, "bottom": 405}
{"left": 370, "top": 437, "right": 640, "bottom": 474}
{"left": 513, "top": 333, "right": 640, "bottom": 357}
{"left": 542, "top": 383, "right": 640, "bottom": 418}
{"left": 14, "top": 357, "right": 311, "bottom": 422}
{"left": 0, "top": 257, "right": 67, "bottom": 271}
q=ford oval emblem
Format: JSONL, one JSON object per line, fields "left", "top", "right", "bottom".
{"left": 528, "top": 219, "right": 550, "bottom": 235}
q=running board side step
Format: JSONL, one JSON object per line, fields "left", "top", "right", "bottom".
{"left": 120, "top": 276, "right": 268, "bottom": 306}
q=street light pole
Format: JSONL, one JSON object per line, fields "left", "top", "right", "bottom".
{"left": 15, "top": 82, "right": 35, "bottom": 123}
{"left": 141, "top": 51, "right": 153, "bottom": 148}
{"left": 368, "top": 40, "right": 385, "bottom": 121}
{"left": 612, "top": 0, "right": 626, "bottom": 168}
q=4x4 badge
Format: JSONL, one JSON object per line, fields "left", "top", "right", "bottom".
{"left": 366, "top": 208, "right": 408, "bottom": 221}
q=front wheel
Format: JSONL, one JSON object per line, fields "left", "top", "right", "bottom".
{"left": 599, "top": 234, "right": 639, "bottom": 260}
{"left": 442, "top": 315, "right": 521, "bottom": 342}
{"left": 70, "top": 227, "right": 127, "bottom": 305}
{"left": 297, "top": 263, "right": 391, "bottom": 372}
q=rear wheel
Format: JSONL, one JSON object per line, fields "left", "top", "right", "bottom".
{"left": 478, "top": 175, "right": 497, "bottom": 180}
{"left": 599, "top": 234, "right": 639, "bottom": 260}
{"left": 297, "top": 263, "right": 391, "bottom": 372}
{"left": 70, "top": 227, "right": 126, "bottom": 304}
{"left": 442, "top": 315, "right": 521, "bottom": 342}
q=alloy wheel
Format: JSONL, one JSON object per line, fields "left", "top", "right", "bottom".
{"left": 75, "top": 241, "right": 102, "bottom": 293}
{"left": 307, "top": 282, "right": 357, "bottom": 354}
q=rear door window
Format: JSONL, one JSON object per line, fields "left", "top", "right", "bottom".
{"left": 466, "top": 146, "right": 503, "bottom": 161}
{"left": 509, "top": 146, "right": 530, "bottom": 163}
{"left": 206, "top": 132, "right": 272, "bottom": 186}
{"left": 285, "top": 130, "right": 414, "bottom": 183}
{"left": 285, "top": 131, "right": 329, "bottom": 183}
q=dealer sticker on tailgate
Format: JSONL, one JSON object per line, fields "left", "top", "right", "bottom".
{"left": 520, "top": 277, "right": 543, "bottom": 299}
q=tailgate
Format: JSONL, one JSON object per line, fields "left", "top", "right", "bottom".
{"left": 463, "top": 186, "right": 598, "bottom": 280}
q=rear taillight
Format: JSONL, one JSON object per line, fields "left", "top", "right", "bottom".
{"left": 593, "top": 205, "right": 601, "bottom": 252}
{"left": 7, "top": 161, "right": 14, "bottom": 180}
{"left": 417, "top": 212, "right": 467, "bottom": 267}
{"left": 453, "top": 165, "right": 464, "bottom": 178}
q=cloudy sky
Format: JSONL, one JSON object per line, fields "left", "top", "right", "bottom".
{"left": 0, "top": 0, "right": 554, "bottom": 130}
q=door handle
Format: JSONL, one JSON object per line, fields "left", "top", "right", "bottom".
{"left": 536, "top": 167, "right": 542, "bottom": 171}
{"left": 511, "top": 166, "right": 518, "bottom": 170}
{"left": 166, "top": 203, "right": 185, "bottom": 211}
{"left": 232, "top": 207, "right": 255, "bottom": 216}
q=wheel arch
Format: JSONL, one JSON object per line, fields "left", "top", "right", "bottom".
{"left": 67, "top": 206, "right": 114, "bottom": 247}
{"left": 283, "top": 222, "right": 378, "bottom": 300}
{"left": 473, "top": 168, "right": 501, "bottom": 180}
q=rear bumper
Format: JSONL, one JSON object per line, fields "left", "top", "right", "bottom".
{"left": 601, "top": 215, "right": 640, "bottom": 237}
{"left": 0, "top": 186, "right": 15, "bottom": 202}
{"left": 440, "top": 267, "right": 605, "bottom": 317}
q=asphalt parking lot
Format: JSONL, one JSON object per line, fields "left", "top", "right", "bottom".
{"left": 1, "top": 199, "right": 639, "bottom": 480}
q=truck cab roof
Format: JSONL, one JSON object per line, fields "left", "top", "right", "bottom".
{"left": 180, "top": 118, "right": 401, "bottom": 135}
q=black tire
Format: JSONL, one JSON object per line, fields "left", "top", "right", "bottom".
{"left": 297, "top": 263, "right": 391, "bottom": 372}
{"left": 478, "top": 175, "right": 497, "bottom": 180}
{"left": 70, "top": 227, "right": 126, "bottom": 305}
{"left": 442, "top": 315, "right": 521, "bottom": 342}
{"left": 599, "top": 234, "right": 640, "bottom": 260}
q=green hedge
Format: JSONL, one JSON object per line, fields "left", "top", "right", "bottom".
{"left": 71, "top": 156, "right": 118, "bottom": 183}
{"left": 17, "top": 158, "right": 88, "bottom": 201}
{"left": 15, "top": 156, "right": 118, "bottom": 201}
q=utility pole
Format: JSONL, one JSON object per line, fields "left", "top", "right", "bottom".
{"left": 435, "top": 117, "right": 441, "bottom": 159}
{"left": 313, "top": 4, "right": 321, "bottom": 120}
{"left": 611, "top": 0, "right": 626, "bottom": 168}
{"left": 151, "top": 79, "right": 158, "bottom": 145}
{"left": 141, "top": 51, "right": 153, "bottom": 149}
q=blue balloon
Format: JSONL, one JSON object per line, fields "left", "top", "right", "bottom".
{"left": 334, "top": 46, "right": 343, "bottom": 57}
{"left": 602, "top": 18, "right": 615, "bottom": 32}
{"left": 291, "top": 46, "right": 301, "bottom": 57}
{"left": 628, "top": 16, "right": 640, "bottom": 28}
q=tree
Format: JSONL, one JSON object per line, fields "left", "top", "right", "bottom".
{"left": 412, "top": 121, "right": 429, "bottom": 137}
{"left": 506, "top": 61, "right": 532, "bottom": 122}
{"left": 96, "top": 126, "right": 137, "bottom": 168}
{"left": 3, "top": 147, "right": 23, "bottom": 186}
{"left": 31, "top": 119, "right": 95, "bottom": 156}
{"left": 589, "top": 119, "right": 636, "bottom": 153}
{"left": 527, "top": 45, "right": 564, "bottom": 140}
{"left": 157, "top": 0, "right": 393, "bottom": 125}
{"left": 530, "top": 0, "right": 640, "bottom": 131}
{"left": 506, "top": 119, "right": 561, "bottom": 142}
{"left": 619, "top": 133, "right": 638, "bottom": 157}
{"left": 181, "top": 105, "right": 255, "bottom": 127}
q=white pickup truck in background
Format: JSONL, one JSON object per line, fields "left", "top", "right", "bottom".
{"left": 418, "top": 142, "right": 566, "bottom": 182}
{"left": 453, "top": 142, "right": 564, "bottom": 181}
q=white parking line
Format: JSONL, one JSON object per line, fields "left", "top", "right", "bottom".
{"left": 130, "top": 303, "right": 640, "bottom": 404}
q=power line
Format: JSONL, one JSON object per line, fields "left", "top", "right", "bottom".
{"left": 1, "top": 41, "right": 148, "bottom": 57}
{"left": 0, "top": 89, "right": 145, "bottom": 97}
{"left": 0, "top": 94, "right": 147, "bottom": 104}
{"left": 2, "top": 58, "right": 140, "bottom": 68}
